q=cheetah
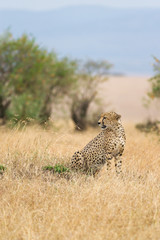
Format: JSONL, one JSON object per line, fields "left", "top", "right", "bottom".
{"left": 71, "top": 112, "right": 126, "bottom": 175}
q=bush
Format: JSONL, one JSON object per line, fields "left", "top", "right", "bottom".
{"left": 136, "top": 121, "right": 160, "bottom": 134}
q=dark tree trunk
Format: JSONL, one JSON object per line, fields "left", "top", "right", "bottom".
{"left": 39, "top": 94, "right": 53, "bottom": 124}
{"left": 0, "top": 96, "right": 11, "bottom": 124}
{"left": 71, "top": 96, "right": 95, "bottom": 131}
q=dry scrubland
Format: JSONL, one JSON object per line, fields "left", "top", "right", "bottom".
{"left": 0, "top": 123, "right": 160, "bottom": 240}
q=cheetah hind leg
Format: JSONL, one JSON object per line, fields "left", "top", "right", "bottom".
{"left": 71, "top": 151, "right": 85, "bottom": 172}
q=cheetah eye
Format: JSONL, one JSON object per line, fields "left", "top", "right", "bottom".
{"left": 103, "top": 117, "right": 106, "bottom": 119}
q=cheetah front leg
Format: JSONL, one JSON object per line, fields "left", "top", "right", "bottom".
{"left": 106, "top": 153, "right": 113, "bottom": 172}
{"left": 114, "top": 155, "right": 122, "bottom": 175}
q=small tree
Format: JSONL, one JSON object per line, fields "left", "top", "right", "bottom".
{"left": 0, "top": 31, "right": 77, "bottom": 124}
{"left": 70, "top": 60, "right": 112, "bottom": 130}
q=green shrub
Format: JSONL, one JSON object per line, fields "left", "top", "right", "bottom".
{"left": 136, "top": 121, "right": 160, "bottom": 134}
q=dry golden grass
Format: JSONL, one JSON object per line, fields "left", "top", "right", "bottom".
{"left": 0, "top": 123, "right": 160, "bottom": 240}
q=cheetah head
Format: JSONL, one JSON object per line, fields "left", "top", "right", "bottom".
{"left": 98, "top": 112, "right": 121, "bottom": 130}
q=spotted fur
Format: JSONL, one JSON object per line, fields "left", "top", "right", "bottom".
{"left": 71, "top": 112, "right": 126, "bottom": 175}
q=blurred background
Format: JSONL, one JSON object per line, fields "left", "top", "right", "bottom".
{"left": 0, "top": 0, "right": 160, "bottom": 129}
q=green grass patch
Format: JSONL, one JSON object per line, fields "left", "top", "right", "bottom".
{"left": 0, "top": 165, "right": 7, "bottom": 174}
{"left": 42, "top": 165, "right": 54, "bottom": 171}
{"left": 43, "top": 164, "right": 70, "bottom": 174}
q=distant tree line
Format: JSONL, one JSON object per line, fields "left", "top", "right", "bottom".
{"left": 0, "top": 31, "right": 112, "bottom": 130}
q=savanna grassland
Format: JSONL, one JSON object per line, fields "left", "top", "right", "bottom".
{"left": 0, "top": 123, "right": 160, "bottom": 240}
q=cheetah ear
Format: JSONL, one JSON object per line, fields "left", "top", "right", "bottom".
{"left": 116, "top": 114, "right": 121, "bottom": 120}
